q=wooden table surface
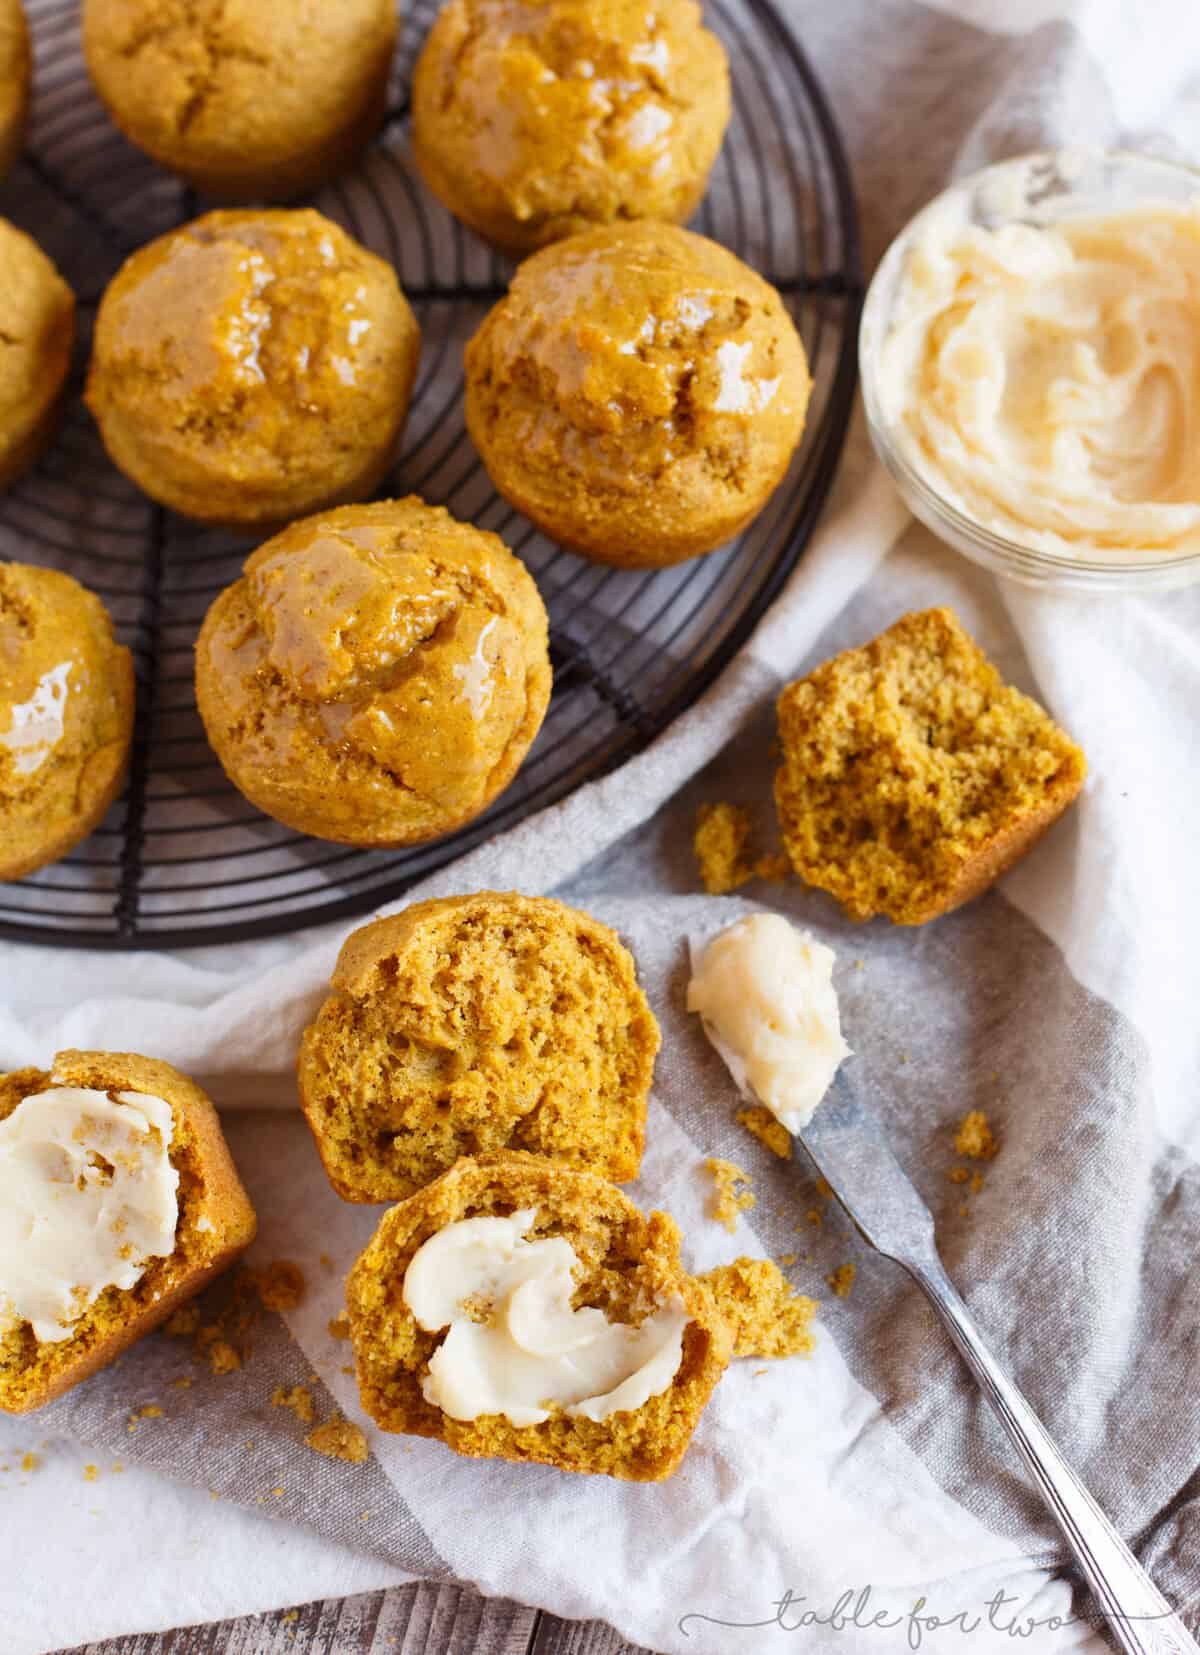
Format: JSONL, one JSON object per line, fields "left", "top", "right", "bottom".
{"left": 59, "top": 1583, "right": 655, "bottom": 1655}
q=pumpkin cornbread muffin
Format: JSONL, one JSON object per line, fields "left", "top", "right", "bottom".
{"left": 0, "top": 221, "right": 75, "bottom": 490}
{"left": 346, "top": 1152, "right": 733, "bottom": 1479}
{"left": 195, "top": 500, "right": 552, "bottom": 845}
{"left": 0, "top": 564, "right": 135, "bottom": 882}
{"left": 0, "top": 1050, "right": 256, "bottom": 1413}
{"left": 300, "top": 892, "right": 660, "bottom": 1202}
{"left": 82, "top": 0, "right": 396, "bottom": 200}
{"left": 0, "top": 0, "right": 30, "bottom": 178}
{"left": 86, "top": 209, "right": 420, "bottom": 527}
{"left": 775, "top": 608, "right": 1087, "bottom": 926}
{"left": 412, "top": 0, "right": 730, "bottom": 257}
{"left": 465, "top": 223, "right": 810, "bottom": 566}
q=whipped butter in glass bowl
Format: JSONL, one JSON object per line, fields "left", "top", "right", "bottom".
{"left": 860, "top": 150, "right": 1200, "bottom": 591}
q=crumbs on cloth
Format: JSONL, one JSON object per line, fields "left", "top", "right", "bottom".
{"left": 705, "top": 1157, "right": 756, "bottom": 1232}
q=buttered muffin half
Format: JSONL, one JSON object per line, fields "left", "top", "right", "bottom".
{"left": 465, "top": 223, "right": 811, "bottom": 566}
{"left": 299, "top": 892, "right": 661, "bottom": 1201}
{"left": 83, "top": 0, "right": 396, "bottom": 200}
{"left": 412, "top": 0, "right": 730, "bottom": 256}
{"left": 86, "top": 209, "right": 420, "bottom": 527}
{"left": 346, "top": 1152, "right": 732, "bottom": 1479}
{"left": 0, "top": 563, "right": 134, "bottom": 882}
{"left": 195, "top": 500, "right": 552, "bottom": 846}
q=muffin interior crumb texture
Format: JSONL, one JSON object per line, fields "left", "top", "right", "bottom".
{"left": 699, "top": 1257, "right": 817, "bottom": 1359}
{"left": 693, "top": 802, "right": 791, "bottom": 895}
{"left": 955, "top": 1109, "right": 997, "bottom": 1160}
{"left": 306, "top": 1418, "right": 369, "bottom": 1463}
{"left": 347, "top": 1152, "right": 732, "bottom": 1481}
{"left": 705, "top": 1157, "right": 755, "bottom": 1233}
{"left": 775, "top": 607, "right": 1087, "bottom": 925}
{"left": 301, "top": 894, "right": 659, "bottom": 1201}
{"left": 736, "top": 1104, "right": 792, "bottom": 1160}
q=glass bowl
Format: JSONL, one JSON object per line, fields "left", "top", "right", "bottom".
{"left": 860, "top": 149, "right": 1200, "bottom": 593}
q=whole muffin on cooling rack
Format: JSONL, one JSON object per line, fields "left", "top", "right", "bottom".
{"left": 412, "top": 0, "right": 730, "bottom": 256}
{"left": 195, "top": 499, "right": 553, "bottom": 847}
{"left": 0, "top": 563, "right": 135, "bottom": 882}
{"left": 0, "top": 0, "right": 30, "bottom": 178}
{"left": 0, "top": 220, "right": 75, "bottom": 491}
{"left": 86, "top": 209, "right": 420, "bottom": 528}
{"left": 465, "top": 222, "right": 811, "bottom": 566}
{"left": 82, "top": 0, "right": 395, "bottom": 199}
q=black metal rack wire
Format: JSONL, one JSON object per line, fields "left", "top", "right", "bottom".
{"left": 0, "top": 0, "right": 862, "bottom": 949}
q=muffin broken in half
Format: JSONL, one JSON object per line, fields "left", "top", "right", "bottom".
{"left": 774, "top": 607, "right": 1087, "bottom": 925}
{"left": 300, "top": 893, "right": 660, "bottom": 1200}
{"left": 346, "top": 1152, "right": 732, "bottom": 1479}
{"left": 0, "top": 1050, "right": 256, "bottom": 1412}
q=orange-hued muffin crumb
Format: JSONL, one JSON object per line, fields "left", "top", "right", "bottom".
{"left": 775, "top": 608, "right": 1087, "bottom": 925}
{"left": 699, "top": 1257, "right": 817, "bottom": 1359}
{"left": 955, "top": 1109, "right": 997, "bottom": 1161}
{"left": 0, "top": 0, "right": 30, "bottom": 178}
{"left": 0, "top": 564, "right": 135, "bottom": 882}
{"left": 86, "top": 210, "right": 420, "bottom": 527}
{"left": 195, "top": 500, "right": 552, "bottom": 846}
{"left": 706, "top": 1157, "right": 755, "bottom": 1233}
{"left": 466, "top": 223, "right": 810, "bottom": 567}
{"left": 346, "top": 1152, "right": 733, "bottom": 1480}
{"left": 736, "top": 1105, "right": 791, "bottom": 1160}
{"left": 0, "top": 1051, "right": 256, "bottom": 1413}
{"left": 0, "top": 221, "right": 75, "bottom": 490}
{"left": 305, "top": 1418, "right": 369, "bottom": 1464}
{"left": 412, "top": 0, "right": 729, "bottom": 256}
{"left": 82, "top": 0, "right": 395, "bottom": 199}
{"left": 300, "top": 893, "right": 660, "bottom": 1201}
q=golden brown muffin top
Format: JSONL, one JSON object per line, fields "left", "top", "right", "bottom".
{"left": 86, "top": 209, "right": 419, "bottom": 521}
{"left": 0, "top": 219, "right": 75, "bottom": 440}
{"left": 196, "top": 500, "right": 552, "bottom": 845}
{"left": 412, "top": 0, "right": 729, "bottom": 252}
{"left": 0, "top": 0, "right": 30, "bottom": 153}
{"left": 82, "top": 0, "right": 395, "bottom": 177}
{"left": 0, "top": 562, "right": 131, "bottom": 831}
{"left": 463, "top": 220, "right": 811, "bottom": 489}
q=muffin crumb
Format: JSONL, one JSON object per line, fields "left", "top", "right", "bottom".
{"left": 736, "top": 1104, "right": 792, "bottom": 1160}
{"left": 694, "top": 803, "right": 753, "bottom": 894}
{"left": 328, "top": 1313, "right": 352, "bottom": 1341}
{"left": 955, "top": 1110, "right": 997, "bottom": 1161}
{"left": 249, "top": 1260, "right": 306, "bottom": 1313}
{"left": 306, "top": 1418, "right": 369, "bottom": 1464}
{"left": 272, "top": 1385, "right": 317, "bottom": 1427}
{"left": 701, "top": 1258, "right": 817, "bottom": 1358}
{"left": 706, "top": 1158, "right": 756, "bottom": 1232}
{"left": 826, "top": 1262, "right": 856, "bottom": 1299}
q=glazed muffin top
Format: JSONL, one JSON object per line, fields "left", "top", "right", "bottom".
{"left": 0, "top": 562, "right": 135, "bottom": 881}
{"left": 85, "top": 209, "right": 420, "bottom": 525}
{"left": 195, "top": 499, "right": 553, "bottom": 846}
{"left": 82, "top": 0, "right": 396, "bottom": 196}
{"left": 412, "top": 0, "right": 730, "bottom": 254}
{"left": 0, "top": 220, "right": 75, "bottom": 469}
{"left": 465, "top": 222, "right": 811, "bottom": 563}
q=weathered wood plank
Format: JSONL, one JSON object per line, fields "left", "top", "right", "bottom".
{"left": 54, "top": 1582, "right": 539, "bottom": 1655}
{"left": 531, "top": 1611, "right": 656, "bottom": 1655}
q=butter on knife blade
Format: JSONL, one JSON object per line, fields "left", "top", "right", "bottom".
{"left": 686, "top": 913, "right": 851, "bottom": 1135}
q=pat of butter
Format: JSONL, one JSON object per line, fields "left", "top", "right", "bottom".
{"left": 403, "top": 1209, "right": 688, "bottom": 1427}
{"left": 687, "top": 913, "right": 850, "bottom": 1134}
{"left": 0, "top": 1087, "right": 180, "bottom": 1343}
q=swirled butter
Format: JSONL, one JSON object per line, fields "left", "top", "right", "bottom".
{"left": 403, "top": 1209, "right": 688, "bottom": 1426}
{"left": 879, "top": 196, "right": 1200, "bottom": 560}
{"left": 0, "top": 1088, "right": 180, "bottom": 1343}
{"left": 687, "top": 914, "right": 849, "bottom": 1134}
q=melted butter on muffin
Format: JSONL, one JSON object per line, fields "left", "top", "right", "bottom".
{"left": 412, "top": 0, "right": 730, "bottom": 254}
{"left": 86, "top": 210, "right": 420, "bottom": 527}
{"left": 465, "top": 223, "right": 810, "bottom": 566}
{"left": 195, "top": 500, "right": 552, "bottom": 846}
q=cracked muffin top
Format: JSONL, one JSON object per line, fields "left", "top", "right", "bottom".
{"left": 82, "top": 0, "right": 396, "bottom": 199}
{"left": 194, "top": 499, "right": 553, "bottom": 847}
{"left": 0, "top": 562, "right": 135, "bottom": 882}
{"left": 412, "top": 0, "right": 730, "bottom": 256}
{"left": 464, "top": 222, "right": 811, "bottom": 566}
{"left": 0, "top": 219, "right": 75, "bottom": 489}
{"left": 86, "top": 209, "right": 420, "bottom": 526}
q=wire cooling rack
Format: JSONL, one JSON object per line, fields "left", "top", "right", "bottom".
{"left": 0, "top": 0, "right": 861, "bottom": 949}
